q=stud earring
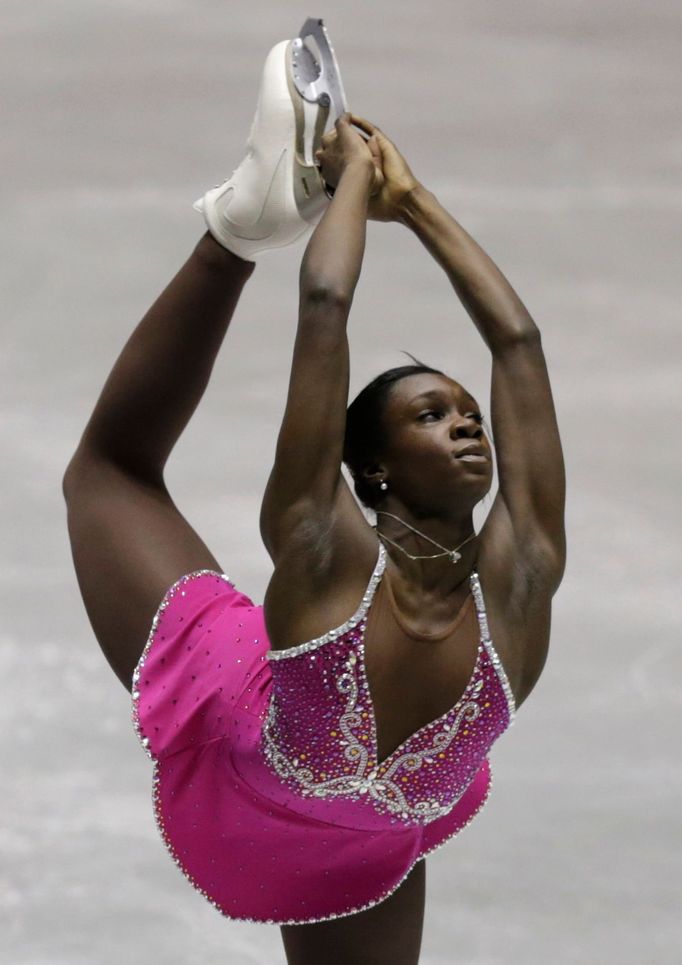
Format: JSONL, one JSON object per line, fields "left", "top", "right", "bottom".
{"left": 379, "top": 481, "right": 388, "bottom": 491}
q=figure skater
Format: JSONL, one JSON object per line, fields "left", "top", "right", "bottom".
{"left": 63, "top": 20, "right": 565, "bottom": 965}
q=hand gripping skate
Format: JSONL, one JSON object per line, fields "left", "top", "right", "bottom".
{"left": 193, "top": 19, "right": 348, "bottom": 260}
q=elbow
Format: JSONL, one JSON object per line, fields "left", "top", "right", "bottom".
{"left": 299, "top": 283, "right": 352, "bottom": 315}
{"left": 490, "top": 323, "right": 542, "bottom": 357}
{"left": 505, "top": 320, "right": 541, "bottom": 346}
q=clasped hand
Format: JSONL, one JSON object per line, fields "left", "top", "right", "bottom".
{"left": 314, "top": 113, "right": 419, "bottom": 222}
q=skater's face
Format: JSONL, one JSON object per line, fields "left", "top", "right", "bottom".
{"left": 368, "top": 374, "right": 493, "bottom": 512}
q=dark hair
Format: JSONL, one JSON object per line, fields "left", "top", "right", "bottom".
{"left": 343, "top": 354, "right": 446, "bottom": 508}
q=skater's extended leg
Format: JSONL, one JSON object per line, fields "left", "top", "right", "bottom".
{"left": 63, "top": 235, "right": 254, "bottom": 691}
{"left": 63, "top": 27, "right": 337, "bottom": 693}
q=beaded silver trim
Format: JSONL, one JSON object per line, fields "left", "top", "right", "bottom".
{"left": 131, "top": 563, "right": 497, "bottom": 927}
{"left": 264, "top": 644, "right": 484, "bottom": 823}
{"left": 261, "top": 566, "right": 507, "bottom": 824}
{"left": 131, "top": 568, "right": 234, "bottom": 758}
{"left": 266, "top": 544, "right": 387, "bottom": 661}
{"left": 263, "top": 674, "right": 481, "bottom": 824}
{"left": 141, "top": 752, "right": 493, "bottom": 928}
{"left": 470, "top": 571, "right": 516, "bottom": 725}
{"left": 131, "top": 568, "right": 274, "bottom": 925}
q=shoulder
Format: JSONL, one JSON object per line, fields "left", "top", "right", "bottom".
{"left": 263, "top": 483, "right": 382, "bottom": 653}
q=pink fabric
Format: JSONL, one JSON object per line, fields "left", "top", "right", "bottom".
{"left": 132, "top": 553, "right": 514, "bottom": 925}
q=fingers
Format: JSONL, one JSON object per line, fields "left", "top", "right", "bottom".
{"left": 321, "top": 115, "right": 373, "bottom": 147}
{"left": 315, "top": 113, "right": 374, "bottom": 168}
{"left": 331, "top": 116, "right": 372, "bottom": 154}
{"left": 326, "top": 112, "right": 378, "bottom": 135}
{"left": 349, "top": 114, "right": 380, "bottom": 137}
{"left": 316, "top": 128, "right": 337, "bottom": 163}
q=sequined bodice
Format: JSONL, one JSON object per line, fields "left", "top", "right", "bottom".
{"left": 262, "top": 545, "right": 516, "bottom": 826}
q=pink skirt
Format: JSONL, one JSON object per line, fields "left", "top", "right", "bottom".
{"left": 132, "top": 569, "right": 493, "bottom": 925}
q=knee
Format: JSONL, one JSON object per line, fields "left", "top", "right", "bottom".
{"left": 61, "top": 450, "right": 106, "bottom": 501}
{"left": 62, "top": 455, "right": 84, "bottom": 500}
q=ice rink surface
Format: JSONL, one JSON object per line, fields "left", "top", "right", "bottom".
{"left": 2, "top": 1, "right": 680, "bottom": 962}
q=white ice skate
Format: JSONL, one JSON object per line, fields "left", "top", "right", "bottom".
{"left": 194, "top": 18, "right": 347, "bottom": 260}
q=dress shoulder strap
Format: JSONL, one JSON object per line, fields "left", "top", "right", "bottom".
{"left": 267, "top": 543, "right": 387, "bottom": 662}
{"left": 469, "top": 569, "right": 517, "bottom": 722}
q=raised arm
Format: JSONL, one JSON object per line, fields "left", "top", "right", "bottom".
{"left": 259, "top": 115, "right": 377, "bottom": 561}
{"left": 403, "top": 186, "right": 565, "bottom": 581}
{"left": 354, "top": 116, "right": 566, "bottom": 594}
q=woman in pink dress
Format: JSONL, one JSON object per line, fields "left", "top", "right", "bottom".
{"left": 63, "top": 27, "right": 565, "bottom": 965}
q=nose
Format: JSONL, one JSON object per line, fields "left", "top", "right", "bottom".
{"left": 450, "top": 415, "right": 483, "bottom": 440}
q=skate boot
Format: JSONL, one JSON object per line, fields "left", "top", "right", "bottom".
{"left": 194, "top": 18, "right": 347, "bottom": 261}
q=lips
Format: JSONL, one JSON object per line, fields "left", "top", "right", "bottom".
{"left": 454, "top": 443, "right": 488, "bottom": 459}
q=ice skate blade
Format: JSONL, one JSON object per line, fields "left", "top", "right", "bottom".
{"left": 291, "top": 17, "right": 347, "bottom": 121}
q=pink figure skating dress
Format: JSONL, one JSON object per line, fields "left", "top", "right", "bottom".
{"left": 132, "top": 543, "right": 516, "bottom": 924}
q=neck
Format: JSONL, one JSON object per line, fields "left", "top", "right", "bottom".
{"left": 374, "top": 505, "right": 477, "bottom": 595}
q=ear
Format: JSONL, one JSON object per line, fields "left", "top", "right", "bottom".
{"left": 361, "top": 461, "right": 386, "bottom": 488}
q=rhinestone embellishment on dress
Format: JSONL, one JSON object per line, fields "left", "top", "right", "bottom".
{"left": 131, "top": 557, "right": 514, "bottom": 925}
{"left": 262, "top": 547, "right": 515, "bottom": 825}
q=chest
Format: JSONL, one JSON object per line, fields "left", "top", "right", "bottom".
{"left": 262, "top": 560, "right": 516, "bottom": 824}
{"left": 363, "top": 587, "right": 485, "bottom": 764}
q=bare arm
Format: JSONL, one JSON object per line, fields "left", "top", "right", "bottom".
{"left": 260, "top": 115, "right": 377, "bottom": 561}
{"left": 350, "top": 114, "right": 566, "bottom": 590}
{"left": 400, "top": 185, "right": 566, "bottom": 588}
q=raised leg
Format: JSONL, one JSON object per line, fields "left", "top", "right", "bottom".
{"left": 63, "top": 235, "right": 254, "bottom": 691}
{"left": 280, "top": 859, "right": 426, "bottom": 965}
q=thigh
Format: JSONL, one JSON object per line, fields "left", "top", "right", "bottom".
{"left": 64, "top": 458, "right": 224, "bottom": 692}
{"left": 280, "top": 859, "right": 426, "bottom": 965}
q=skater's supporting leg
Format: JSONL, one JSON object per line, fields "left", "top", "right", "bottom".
{"left": 280, "top": 859, "right": 426, "bottom": 965}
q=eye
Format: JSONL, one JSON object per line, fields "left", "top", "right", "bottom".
{"left": 466, "top": 412, "right": 484, "bottom": 425}
{"left": 417, "top": 409, "right": 443, "bottom": 422}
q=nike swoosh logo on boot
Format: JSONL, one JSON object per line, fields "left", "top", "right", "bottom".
{"left": 221, "top": 148, "right": 289, "bottom": 241}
